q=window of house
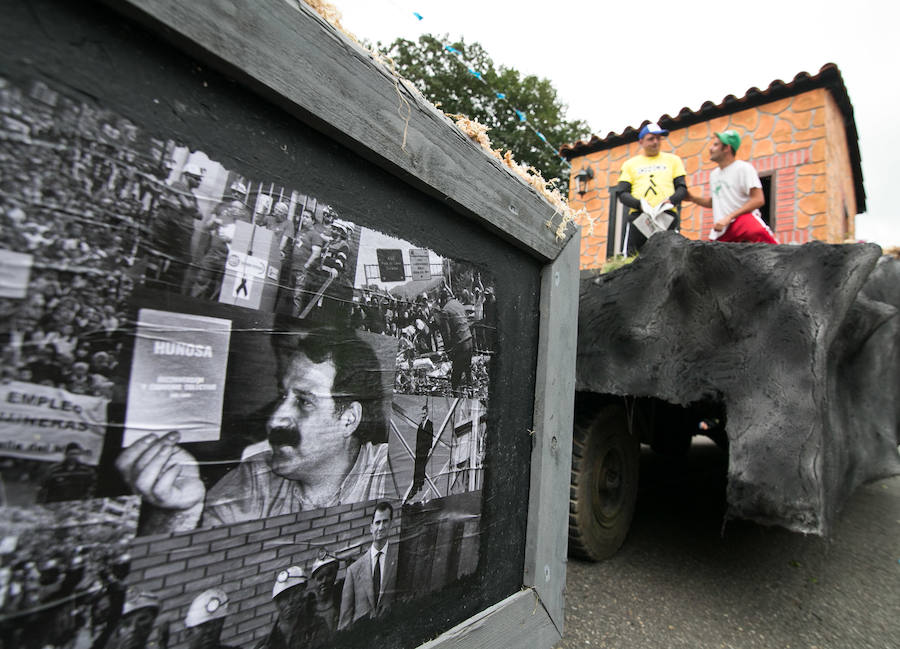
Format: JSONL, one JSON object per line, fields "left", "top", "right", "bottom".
{"left": 759, "top": 173, "right": 774, "bottom": 229}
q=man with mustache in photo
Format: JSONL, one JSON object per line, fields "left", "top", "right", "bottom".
{"left": 116, "top": 327, "right": 395, "bottom": 534}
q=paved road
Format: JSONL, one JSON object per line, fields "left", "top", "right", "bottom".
{"left": 556, "top": 440, "right": 900, "bottom": 649}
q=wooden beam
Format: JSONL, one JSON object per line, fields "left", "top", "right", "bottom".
{"left": 415, "top": 589, "right": 561, "bottom": 649}
{"left": 524, "top": 230, "right": 580, "bottom": 633}
{"left": 111, "top": 0, "right": 572, "bottom": 262}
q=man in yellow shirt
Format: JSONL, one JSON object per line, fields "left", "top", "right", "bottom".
{"left": 616, "top": 122, "right": 687, "bottom": 254}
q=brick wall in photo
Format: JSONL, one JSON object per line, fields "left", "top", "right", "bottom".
{"left": 124, "top": 499, "right": 386, "bottom": 649}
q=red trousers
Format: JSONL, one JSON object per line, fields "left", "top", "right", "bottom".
{"left": 716, "top": 212, "right": 777, "bottom": 244}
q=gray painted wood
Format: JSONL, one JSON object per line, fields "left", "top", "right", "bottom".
{"left": 113, "top": 0, "right": 572, "bottom": 262}
{"left": 416, "top": 589, "right": 561, "bottom": 649}
{"left": 523, "top": 231, "right": 580, "bottom": 634}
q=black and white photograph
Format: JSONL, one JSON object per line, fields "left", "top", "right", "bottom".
{"left": 135, "top": 142, "right": 362, "bottom": 326}
{"left": 0, "top": 496, "right": 140, "bottom": 649}
{"left": 0, "top": 379, "right": 108, "bottom": 506}
{"left": 1, "top": 73, "right": 494, "bottom": 648}
{"left": 348, "top": 227, "right": 495, "bottom": 399}
{"left": 116, "top": 499, "right": 407, "bottom": 649}
{"left": 115, "top": 321, "right": 401, "bottom": 536}
{"left": 389, "top": 394, "right": 485, "bottom": 504}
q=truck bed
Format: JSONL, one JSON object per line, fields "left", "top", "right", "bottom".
{"left": 575, "top": 233, "right": 900, "bottom": 535}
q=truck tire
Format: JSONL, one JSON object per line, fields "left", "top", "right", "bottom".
{"left": 568, "top": 402, "right": 640, "bottom": 561}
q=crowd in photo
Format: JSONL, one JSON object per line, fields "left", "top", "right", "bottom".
{"left": 359, "top": 272, "right": 496, "bottom": 398}
{"left": 1, "top": 76, "right": 501, "bottom": 404}
{"left": 0, "top": 497, "right": 139, "bottom": 649}
{"left": 0, "top": 265, "right": 132, "bottom": 400}
{"left": 0, "top": 79, "right": 169, "bottom": 398}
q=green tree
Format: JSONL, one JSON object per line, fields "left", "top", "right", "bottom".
{"left": 379, "top": 34, "right": 591, "bottom": 187}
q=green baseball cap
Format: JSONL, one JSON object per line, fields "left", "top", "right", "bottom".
{"left": 715, "top": 130, "right": 742, "bottom": 152}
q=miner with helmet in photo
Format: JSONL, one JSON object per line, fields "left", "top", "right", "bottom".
{"left": 309, "top": 554, "right": 340, "bottom": 633}
{"left": 183, "top": 588, "right": 238, "bottom": 649}
{"left": 256, "top": 564, "right": 328, "bottom": 649}
{"left": 95, "top": 590, "right": 161, "bottom": 649}
{"left": 262, "top": 201, "right": 295, "bottom": 247}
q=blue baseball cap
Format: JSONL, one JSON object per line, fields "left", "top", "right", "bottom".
{"left": 638, "top": 122, "right": 669, "bottom": 139}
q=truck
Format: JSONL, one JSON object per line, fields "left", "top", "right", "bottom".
{"left": 567, "top": 232, "right": 900, "bottom": 560}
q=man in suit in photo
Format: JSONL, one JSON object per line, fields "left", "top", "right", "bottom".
{"left": 337, "top": 502, "right": 398, "bottom": 629}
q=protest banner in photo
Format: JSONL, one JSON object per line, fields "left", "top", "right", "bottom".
{"left": 0, "top": 381, "right": 107, "bottom": 465}
{"left": 0, "top": 249, "right": 32, "bottom": 298}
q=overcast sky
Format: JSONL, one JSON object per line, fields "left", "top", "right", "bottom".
{"left": 333, "top": 0, "right": 898, "bottom": 248}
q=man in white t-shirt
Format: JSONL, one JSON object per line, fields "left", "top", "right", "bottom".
{"left": 686, "top": 130, "right": 777, "bottom": 243}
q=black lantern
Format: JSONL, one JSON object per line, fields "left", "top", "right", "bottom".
{"left": 574, "top": 167, "right": 594, "bottom": 196}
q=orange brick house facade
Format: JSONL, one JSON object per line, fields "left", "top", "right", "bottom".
{"left": 561, "top": 64, "right": 866, "bottom": 269}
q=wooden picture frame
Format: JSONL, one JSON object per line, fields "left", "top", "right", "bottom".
{"left": 107, "top": 2, "right": 579, "bottom": 645}
{"left": 18, "top": 1, "right": 579, "bottom": 645}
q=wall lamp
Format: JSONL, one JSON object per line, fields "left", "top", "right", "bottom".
{"left": 574, "top": 167, "right": 594, "bottom": 197}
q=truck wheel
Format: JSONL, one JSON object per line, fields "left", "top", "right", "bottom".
{"left": 568, "top": 403, "right": 640, "bottom": 561}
